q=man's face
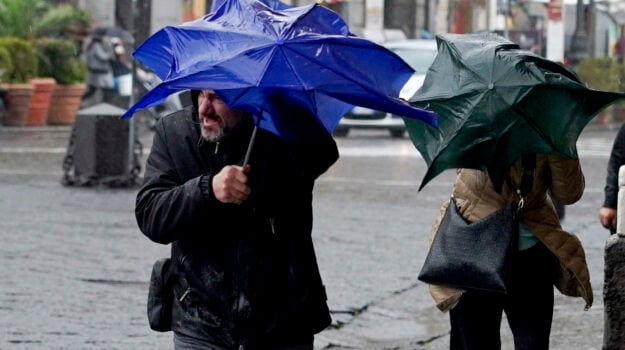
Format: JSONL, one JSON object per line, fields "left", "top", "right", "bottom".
{"left": 198, "top": 90, "right": 245, "bottom": 142}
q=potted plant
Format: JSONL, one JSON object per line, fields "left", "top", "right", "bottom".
{"left": 0, "top": 0, "right": 50, "bottom": 126}
{"left": 0, "top": 37, "right": 38, "bottom": 126}
{"left": 33, "top": 3, "right": 92, "bottom": 38}
{"left": 0, "top": 1, "right": 93, "bottom": 126}
{"left": 29, "top": 38, "right": 62, "bottom": 126}
{"left": 31, "top": 4, "right": 93, "bottom": 125}
{"left": 0, "top": 0, "right": 50, "bottom": 39}
{"left": 39, "top": 38, "right": 87, "bottom": 125}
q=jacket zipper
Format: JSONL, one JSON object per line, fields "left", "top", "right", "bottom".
{"left": 179, "top": 288, "right": 191, "bottom": 302}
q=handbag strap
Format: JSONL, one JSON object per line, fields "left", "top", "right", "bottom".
{"left": 517, "top": 154, "right": 536, "bottom": 210}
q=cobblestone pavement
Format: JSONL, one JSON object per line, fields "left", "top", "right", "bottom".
{"left": 0, "top": 122, "right": 619, "bottom": 349}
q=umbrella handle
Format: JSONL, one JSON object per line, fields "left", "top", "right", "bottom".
{"left": 243, "top": 125, "right": 258, "bottom": 168}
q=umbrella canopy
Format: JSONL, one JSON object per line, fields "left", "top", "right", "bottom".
{"left": 92, "top": 26, "right": 134, "bottom": 44}
{"left": 406, "top": 32, "right": 625, "bottom": 191}
{"left": 122, "top": 0, "right": 437, "bottom": 141}
{"left": 211, "top": 0, "right": 290, "bottom": 11}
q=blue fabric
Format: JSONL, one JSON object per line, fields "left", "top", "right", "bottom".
{"left": 211, "top": 0, "right": 290, "bottom": 12}
{"left": 123, "top": 0, "right": 437, "bottom": 141}
{"left": 518, "top": 222, "right": 539, "bottom": 251}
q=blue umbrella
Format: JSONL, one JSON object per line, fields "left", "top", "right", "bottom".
{"left": 210, "top": 0, "right": 290, "bottom": 11}
{"left": 123, "top": 0, "right": 437, "bottom": 141}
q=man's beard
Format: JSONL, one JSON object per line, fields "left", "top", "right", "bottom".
{"left": 201, "top": 126, "right": 225, "bottom": 143}
{"left": 201, "top": 118, "right": 240, "bottom": 142}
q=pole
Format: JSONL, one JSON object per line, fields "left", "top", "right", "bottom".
{"left": 568, "top": 0, "right": 588, "bottom": 66}
{"left": 588, "top": 0, "right": 595, "bottom": 57}
{"left": 128, "top": 0, "right": 151, "bottom": 177}
{"left": 128, "top": 0, "right": 139, "bottom": 176}
{"left": 546, "top": 0, "right": 564, "bottom": 62}
{"left": 503, "top": 0, "right": 510, "bottom": 39}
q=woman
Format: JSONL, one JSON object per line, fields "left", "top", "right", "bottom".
{"left": 82, "top": 34, "right": 115, "bottom": 107}
{"left": 427, "top": 155, "right": 592, "bottom": 350}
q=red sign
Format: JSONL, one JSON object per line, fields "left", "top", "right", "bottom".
{"left": 548, "top": 0, "right": 563, "bottom": 21}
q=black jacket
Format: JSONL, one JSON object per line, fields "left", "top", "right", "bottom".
{"left": 604, "top": 122, "right": 625, "bottom": 209}
{"left": 136, "top": 106, "right": 338, "bottom": 349}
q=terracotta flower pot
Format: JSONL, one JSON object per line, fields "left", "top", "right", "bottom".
{"left": 4, "top": 83, "right": 34, "bottom": 126}
{"left": 27, "top": 78, "right": 57, "bottom": 126}
{"left": 47, "top": 83, "right": 86, "bottom": 125}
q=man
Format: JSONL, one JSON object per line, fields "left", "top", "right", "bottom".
{"left": 599, "top": 122, "right": 625, "bottom": 233}
{"left": 136, "top": 90, "right": 338, "bottom": 349}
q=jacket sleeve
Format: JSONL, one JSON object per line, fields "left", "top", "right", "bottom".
{"left": 603, "top": 123, "right": 625, "bottom": 209}
{"left": 135, "top": 119, "right": 221, "bottom": 244}
{"left": 547, "top": 155, "right": 585, "bottom": 205}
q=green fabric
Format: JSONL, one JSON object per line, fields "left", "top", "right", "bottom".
{"left": 405, "top": 32, "right": 625, "bottom": 192}
{"left": 518, "top": 223, "right": 538, "bottom": 251}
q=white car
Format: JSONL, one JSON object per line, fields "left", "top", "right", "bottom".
{"left": 334, "top": 39, "right": 437, "bottom": 138}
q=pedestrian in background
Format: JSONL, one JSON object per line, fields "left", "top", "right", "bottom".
{"left": 135, "top": 89, "right": 338, "bottom": 349}
{"left": 81, "top": 33, "right": 115, "bottom": 107}
{"left": 599, "top": 122, "right": 625, "bottom": 233}
{"left": 427, "top": 155, "right": 592, "bottom": 350}
{"left": 110, "top": 37, "right": 131, "bottom": 84}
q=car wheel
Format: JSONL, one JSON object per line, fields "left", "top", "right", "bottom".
{"left": 389, "top": 129, "right": 405, "bottom": 138}
{"left": 333, "top": 128, "right": 349, "bottom": 137}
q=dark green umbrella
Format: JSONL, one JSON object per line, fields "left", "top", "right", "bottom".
{"left": 406, "top": 32, "right": 625, "bottom": 191}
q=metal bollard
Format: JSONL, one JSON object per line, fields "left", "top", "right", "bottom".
{"left": 603, "top": 165, "right": 625, "bottom": 350}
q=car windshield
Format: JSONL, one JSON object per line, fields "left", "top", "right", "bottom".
{"left": 391, "top": 47, "right": 437, "bottom": 74}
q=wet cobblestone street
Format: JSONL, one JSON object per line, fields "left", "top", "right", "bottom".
{"left": 0, "top": 124, "right": 619, "bottom": 349}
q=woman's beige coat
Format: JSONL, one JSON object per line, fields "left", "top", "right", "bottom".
{"left": 426, "top": 155, "right": 592, "bottom": 312}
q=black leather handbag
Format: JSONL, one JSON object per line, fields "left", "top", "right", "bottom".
{"left": 147, "top": 258, "right": 174, "bottom": 332}
{"left": 418, "top": 155, "right": 535, "bottom": 294}
{"left": 418, "top": 197, "right": 518, "bottom": 293}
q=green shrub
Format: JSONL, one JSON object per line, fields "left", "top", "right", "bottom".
{"left": 576, "top": 57, "right": 624, "bottom": 92}
{"left": 0, "top": 37, "right": 38, "bottom": 83}
{"left": 33, "top": 4, "right": 93, "bottom": 39}
{"left": 0, "top": 0, "right": 50, "bottom": 39}
{"left": 34, "top": 37, "right": 85, "bottom": 85}
{"left": 0, "top": 46, "right": 13, "bottom": 83}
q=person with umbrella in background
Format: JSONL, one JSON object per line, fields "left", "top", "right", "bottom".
{"left": 81, "top": 31, "right": 116, "bottom": 107}
{"left": 406, "top": 32, "right": 625, "bottom": 349}
{"left": 598, "top": 122, "right": 625, "bottom": 234}
{"left": 131, "top": 0, "right": 438, "bottom": 349}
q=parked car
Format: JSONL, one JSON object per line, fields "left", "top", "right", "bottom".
{"left": 334, "top": 39, "right": 437, "bottom": 137}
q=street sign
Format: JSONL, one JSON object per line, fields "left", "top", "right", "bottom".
{"left": 548, "top": 0, "right": 563, "bottom": 21}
